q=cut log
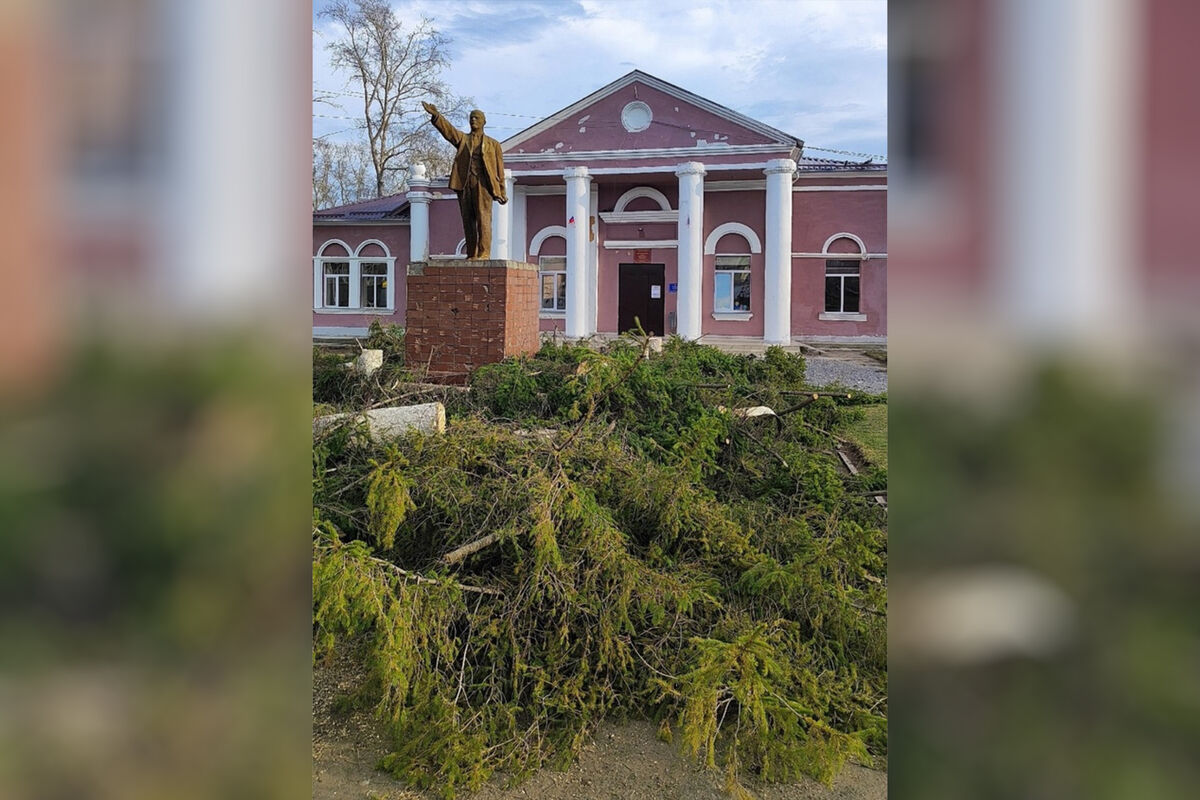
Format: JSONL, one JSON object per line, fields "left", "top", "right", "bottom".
{"left": 314, "top": 402, "right": 446, "bottom": 439}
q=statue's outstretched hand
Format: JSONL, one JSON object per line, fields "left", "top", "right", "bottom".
{"left": 421, "top": 101, "right": 438, "bottom": 116}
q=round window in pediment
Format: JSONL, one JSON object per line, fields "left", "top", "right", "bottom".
{"left": 621, "top": 100, "right": 653, "bottom": 133}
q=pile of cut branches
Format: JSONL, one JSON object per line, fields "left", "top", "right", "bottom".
{"left": 313, "top": 337, "right": 886, "bottom": 798}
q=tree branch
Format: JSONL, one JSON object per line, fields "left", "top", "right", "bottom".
{"left": 442, "top": 531, "right": 504, "bottom": 567}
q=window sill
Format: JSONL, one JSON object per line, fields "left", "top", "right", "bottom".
{"left": 313, "top": 307, "right": 396, "bottom": 314}
{"left": 539, "top": 311, "right": 567, "bottom": 319}
{"left": 819, "top": 312, "right": 867, "bottom": 322}
{"left": 711, "top": 311, "right": 753, "bottom": 321}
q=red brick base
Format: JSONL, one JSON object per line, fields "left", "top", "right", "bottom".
{"left": 404, "top": 259, "right": 540, "bottom": 381}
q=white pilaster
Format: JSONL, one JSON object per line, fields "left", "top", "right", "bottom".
{"left": 313, "top": 259, "right": 323, "bottom": 308}
{"left": 763, "top": 158, "right": 796, "bottom": 344}
{"left": 512, "top": 186, "right": 527, "bottom": 262}
{"left": 490, "top": 168, "right": 514, "bottom": 260}
{"left": 564, "top": 166, "right": 592, "bottom": 338}
{"left": 407, "top": 163, "right": 432, "bottom": 263}
{"left": 675, "top": 161, "right": 707, "bottom": 340}
{"left": 588, "top": 183, "right": 599, "bottom": 335}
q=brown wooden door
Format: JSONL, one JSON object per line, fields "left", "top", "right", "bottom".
{"left": 617, "top": 264, "right": 665, "bottom": 335}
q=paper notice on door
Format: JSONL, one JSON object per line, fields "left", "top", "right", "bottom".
{"left": 650, "top": 285, "right": 662, "bottom": 299}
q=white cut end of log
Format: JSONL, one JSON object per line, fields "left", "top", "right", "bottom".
{"left": 313, "top": 402, "right": 446, "bottom": 439}
{"left": 734, "top": 406, "right": 776, "bottom": 418}
{"left": 345, "top": 349, "right": 383, "bottom": 377}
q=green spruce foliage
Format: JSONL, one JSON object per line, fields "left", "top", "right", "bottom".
{"left": 313, "top": 337, "right": 886, "bottom": 798}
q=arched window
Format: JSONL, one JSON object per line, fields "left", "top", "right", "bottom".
{"left": 530, "top": 226, "right": 569, "bottom": 315}
{"left": 313, "top": 239, "right": 397, "bottom": 311}
{"left": 821, "top": 234, "right": 865, "bottom": 317}
{"left": 707, "top": 225, "right": 758, "bottom": 316}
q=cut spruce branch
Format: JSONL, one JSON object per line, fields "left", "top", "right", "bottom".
{"left": 441, "top": 531, "right": 503, "bottom": 566}
{"left": 315, "top": 534, "right": 503, "bottom": 596}
{"left": 781, "top": 391, "right": 854, "bottom": 398}
{"left": 736, "top": 426, "right": 789, "bottom": 468}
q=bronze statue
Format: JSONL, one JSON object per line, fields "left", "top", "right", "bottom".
{"left": 421, "top": 102, "right": 507, "bottom": 259}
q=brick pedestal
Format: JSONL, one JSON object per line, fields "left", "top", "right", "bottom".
{"left": 404, "top": 259, "right": 540, "bottom": 381}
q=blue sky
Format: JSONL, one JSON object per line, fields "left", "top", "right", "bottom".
{"left": 313, "top": 0, "right": 887, "bottom": 160}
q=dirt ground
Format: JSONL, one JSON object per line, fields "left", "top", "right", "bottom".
{"left": 313, "top": 651, "right": 887, "bottom": 800}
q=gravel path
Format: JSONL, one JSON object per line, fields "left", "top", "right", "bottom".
{"left": 804, "top": 355, "right": 888, "bottom": 395}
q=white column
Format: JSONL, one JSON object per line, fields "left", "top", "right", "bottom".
{"left": 588, "top": 183, "right": 599, "bottom": 335}
{"left": 675, "top": 161, "right": 706, "bottom": 339}
{"left": 763, "top": 158, "right": 796, "bottom": 344}
{"left": 490, "top": 168, "right": 514, "bottom": 260}
{"left": 407, "top": 163, "right": 432, "bottom": 263}
{"left": 993, "top": 0, "right": 1139, "bottom": 345}
{"left": 564, "top": 166, "right": 592, "bottom": 338}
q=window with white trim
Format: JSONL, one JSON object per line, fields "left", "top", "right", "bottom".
{"left": 313, "top": 239, "right": 397, "bottom": 311}
{"left": 824, "top": 259, "right": 861, "bottom": 313}
{"left": 323, "top": 262, "right": 350, "bottom": 308}
{"left": 360, "top": 262, "right": 388, "bottom": 308}
{"left": 714, "top": 255, "right": 751, "bottom": 312}
{"left": 539, "top": 256, "right": 567, "bottom": 313}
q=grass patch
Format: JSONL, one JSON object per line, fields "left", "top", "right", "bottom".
{"left": 844, "top": 405, "right": 887, "bottom": 469}
{"left": 863, "top": 349, "right": 887, "bottom": 365}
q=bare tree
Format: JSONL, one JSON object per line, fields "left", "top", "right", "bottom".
{"left": 313, "top": 139, "right": 376, "bottom": 210}
{"left": 319, "top": 0, "right": 466, "bottom": 198}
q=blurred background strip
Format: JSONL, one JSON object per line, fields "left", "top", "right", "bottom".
{"left": 0, "top": 0, "right": 312, "bottom": 798}
{"left": 890, "top": 0, "right": 1200, "bottom": 797}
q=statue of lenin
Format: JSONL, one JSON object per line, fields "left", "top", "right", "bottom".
{"left": 421, "top": 102, "right": 508, "bottom": 260}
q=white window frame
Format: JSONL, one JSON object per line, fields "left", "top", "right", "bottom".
{"left": 313, "top": 239, "right": 397, "bottom": 313}
{"left": 713, "top": 254, "right": 752, "bottom": 318}
{"left": 323, "top": 261, "right": 351, "bottom": 308}
{"left": 821, "top": 259, "right": 866, "bottom": 321}
{"left": 538, "top": 255, "right": 567, "bottom": 316}
{"left": 817, "top": 233, "right": 868, "bottom": 322}
{"left": 359, "top": 261, "right": 390, "bottom": 309}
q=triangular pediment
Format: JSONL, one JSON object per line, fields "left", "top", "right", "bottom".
{"left": 501, "top": 71, "right": 801, "bottom": 158}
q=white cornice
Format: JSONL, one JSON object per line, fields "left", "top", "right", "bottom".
{"left": 793, "top": 185, "right": 887, "bottom": 192}
{"left": 600, "top": 210, "right": 678, "bottom": 224}
{"left": 705, "top": 179, "right": 888, "bottom": 193}
{"left": 603, "top": 239, "right": 677, "bottom": 249}
{"left": 521, "top": 185, "right": 567, "bottom": 196}
{"left": 501, "top": 70, "right": 802, "bottom": 151}
{"left": 791, "top": 253, "right": 888, "bottom": 259}
{"left": 511, "top": 162, "right": 773, "bottom": 178}
{"left": 505, "top": 143, "right": 790, "bottom": 162}
{"left": 706, "top": 180, "right": 765, "bottom": 192}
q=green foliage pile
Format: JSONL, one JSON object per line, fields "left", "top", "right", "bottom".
{"left": 313, "top": 338, "right": 886, "bottom": 798}
{"left": 313, "top": 322, "right": 414, "bottom": 409}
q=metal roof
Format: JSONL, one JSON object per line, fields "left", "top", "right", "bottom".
{"left": 314, "top": 192, "right": 410, "bottom": 221}
{"left": 796, "top": 154, "right": 887, "bottom": 173}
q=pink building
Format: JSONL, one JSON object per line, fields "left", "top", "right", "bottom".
{"left": 313, "top": 71, "right": 886, "bottom": 346}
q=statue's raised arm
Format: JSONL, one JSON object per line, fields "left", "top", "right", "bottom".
{"left": 421, "top": 101, "right": 439, "bottom": 117}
